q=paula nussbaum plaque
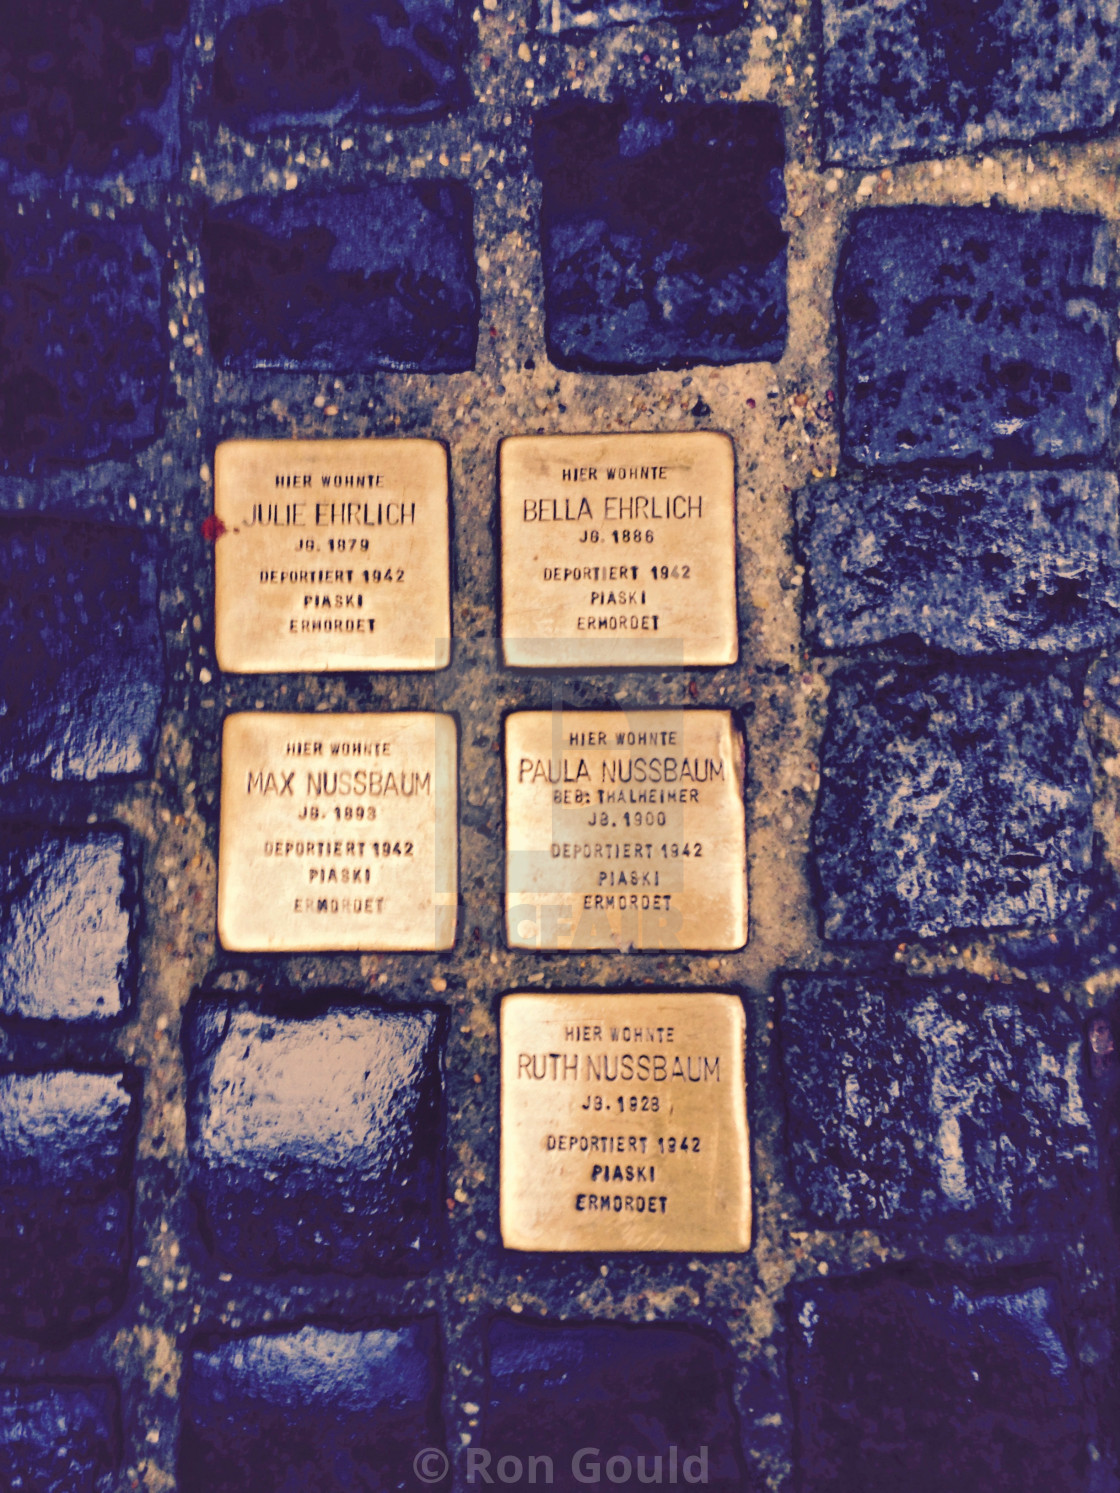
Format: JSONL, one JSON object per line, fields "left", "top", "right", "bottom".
{"left": 500, "top": 432, "right": 737, "bottom": 668}
{"left": 505, "top": 710, "right": 747, "bottom": 951}
{"left": 213, "top": 439, "right": 450, "bottom": 673}
{"left": 501, "top": 992, "right": 750, "bottom": 1252}
{"left": 218, "top": 712, "right": 457, "bottom": 952}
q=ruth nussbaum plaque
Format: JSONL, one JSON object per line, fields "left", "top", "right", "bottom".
{"left": 501, "top": 991, "right": 750, "bottom": 1252}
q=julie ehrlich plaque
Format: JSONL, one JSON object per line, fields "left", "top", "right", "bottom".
{"left": 218, "top": 712, "right": 458, "bottom": 952}
{"left": 213, "top": 439, "right": 450, "bottom": 673}
{"left": 501, "top": 992, "right": 750, "bottom": 1252}
{"left": 500, "top": 432, "right": 737, "bottom": 668}
{"left": 505, "top": 710, "right": 747, "bottom": 951}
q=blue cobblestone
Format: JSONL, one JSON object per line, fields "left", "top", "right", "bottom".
{"left": 0, "top": 828, "right": 137, "bottom": 1022}
{"left": 180, "top": 1322, "right": 442, "bottom": 1493}
{"left": 212, "top": 0, "right": 465, "bottom": 131}
{"left": 202, "top": 186, "right": 479, "bottom": 372}
{"left": 534, "top": 101, "right": 786, "bottom": 371}
{"left": 0, "top": 0, "right": 186, "bottom": 185}
{"left": 0, "top": 211, "right": 166, "bottom": 469}
{"left": 184, "top": 999, "right": 443, "bottom": 1274}
{"left": 813, "top": 664, "right": 1093, "bottom": 941}
{"left": 485, "top": 1321, "right": 746, "bottom": 1491}
{"left": 799, "top": 469, "right": 1120, "bottom": 654}
{"left": 790, "top": 1270, "right": 1088, "bottom": 1492}
{"left": 780, "top": 974, "right": 1096, "bottom": 1228}
{"left": 0, "top": 1070, "right": 139, "bottom": 1339}
{"left": 0, "top": 519, "right": 164, "bottom": 784}
{"left": 822, "top": 0, "right": 1120, "bottom": 167}
{"left": 0, "top": 1381, "right": 120, "bottom": 1493}
{"left": 838, "top": 208, "right": 1116, "bottom": 468}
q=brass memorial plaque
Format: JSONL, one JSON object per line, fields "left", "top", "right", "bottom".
{"left": 500, "top": 432, "right": 737, "bottom": 668}
{"left": 501, "top": 991, "right": 750, "bottom": 1252}
{"left": 505, "top": 709, "right": 747, "bottom": 951}
{"left": 218, "top": 712, "right": 458, "bottom": 951}
{"left": 214, "top": 439, "right": 450, "bottom": 673}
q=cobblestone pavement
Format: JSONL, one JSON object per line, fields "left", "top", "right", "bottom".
{"left": 1, "top": 0, "right": 1119, "bottom": 1489}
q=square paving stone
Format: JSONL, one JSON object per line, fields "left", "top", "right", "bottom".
{"left": 483, "top": 1320, "right": 745, "bottom": 1491}
{"left": 822, "top": 0, "right": 1120, "bottom": 168}
{"left": 213, "top": 0, "right": 464, "bottom": 132}
{"left": 799, "top": 469, "right": 1120, "bottom": 654}
{"left": 779, "top": 974, "right": 1096, "bottom": 1229}
{"left": 533, "top": 101, "right": 787, "bottom": 371}
{"left": 201, "top": 186, "right": 479, "bottom": 372}
{"left": 0, "top": 0, "right": 186, "bottom": 184}
{"left": 0, "top": 827, "right": 138, "bottom": 1022}
{"left": 812, "top": 664, "right": 1093, "bottom": 941}
{"left": 0, "top": 518, "right": 165, "bottom": 784}
{"left": 0, "top": 1381, "right": 120, "bottom": 1493}
{"left": 184, "top": 999, "right": 444, "bottom": 1275}
{"left": 180, "top": 1322, "right": 442, "bottom": 1493}
{"left": 0, "top": 212, "right": 166, "bottom": 469}
{"left": 838, "top": 208, "right": 1116, "bottom": 468}
{"left": 0, "top": 1070, "right": 140, "bottom": 1340}
{"left": 790, "top": 1271, "right": 1088, "bottom": 1493}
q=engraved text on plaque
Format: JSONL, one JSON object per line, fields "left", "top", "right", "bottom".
{"left": 500, "top": 432, "right": 737, "bottom": 668}
{"left": 505, "top": 709, "right": 747, "bottom": 951}
{"left": 501, "top": 992, "right": 750, "bottom": 1252}
{"left": 214, "top": 439, "right": 451, "bottom": 673}
{"left": 218, "top": 712, "right": 458, "bottom": 951}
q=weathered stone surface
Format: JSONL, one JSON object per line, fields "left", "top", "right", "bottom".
{"left": 790, "top": 1271, "right": 1088, "bottom": 1492}
{"left": 813, "top": 664, "right": 1093, "bottom": 941}
{"left": 213, "top": 0, "right": 464, "bottom": 131}
{"left": 201, "top": 187, "right": 478, "bottom": 372}
{"left": 0, "top": 0, "right": 185, "bottom": 184}
{"left": 180, "top": 1322, "right": 441, "bottom": 1493}
{"left": 0, "top": 1381, "right": 120, "bottom": 1493}
{"left": 0, "top": 828, "right": 137, "bottom": 1022}
{"left": 0, "top": 519, "right": 165, "bottom": 784}
{"left": 821, "top": 0, "right": 1120, "bottom": 168}
{"left": 184, "top": 1000, "right": 443, "bottom": 1274}
{"left": 799, "top": 469, "right": 1120, "bottom": 654}
{"left": 0, "top": 214, "right": 165, "bottom": 469}
{"left": 838, "top": 208, "right": 1116, "bottom": 468}
{"left": 779, "top": 974, "right": 1096, "bottom": 1228}
{"left": 537, "top": 0, "right": 735, "bottom": 37}
{"left": 533, "top": 101, "right": 786, "bottom": 371}
{"left": 484, "top": 1321, "right": 745, "bottom": 1491}
{"left": 0, "top": 1070, "right": 139, "bottom": 1339}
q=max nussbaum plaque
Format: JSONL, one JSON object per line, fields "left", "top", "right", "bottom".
{"left": 501, "top": 992, "right": 750, "bottom": 1252}
{"left": 505, "top": 710, "right": 747, "bottom": 951}
{"left": 214, "top": 438, "right": 450, "bottom": 673}
{"left": 500, "top": 432, "right": 737, "bottom": 668}
{"left": 218, "top": 712, "right": 458, "bottom": 952}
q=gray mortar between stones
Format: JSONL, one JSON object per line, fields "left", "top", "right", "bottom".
{"left": 0, "top": 0, "right": 1119, "bottom": 1490}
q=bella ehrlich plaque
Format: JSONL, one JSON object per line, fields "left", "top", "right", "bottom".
{"left": 218, "top": 712, "right": 458, "bottom": 952}
{"left": 500, "top": 431, "right": 737, "bottom": 668}
{"left": 213, "top": 438, "right": 451, "bottom": 673}
{"left": 501, "top": 992, "right": 750, "bottom": 1252}
{"left": 505, "top": 709, "right": 748, "bottom": 951}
